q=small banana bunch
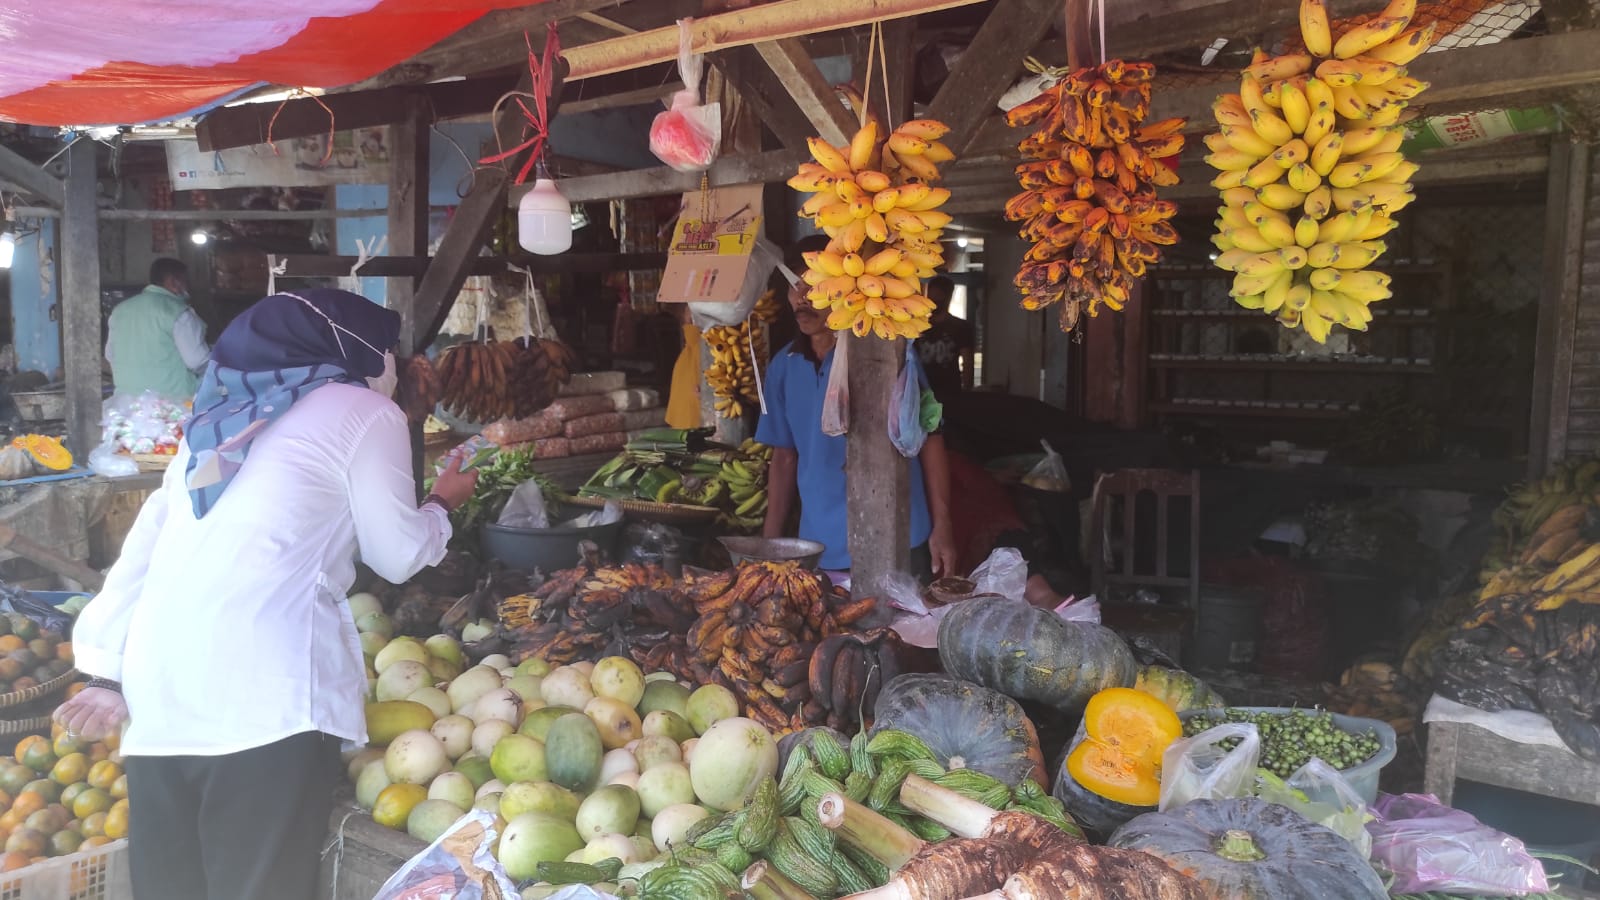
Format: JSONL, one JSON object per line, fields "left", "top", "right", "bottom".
{"left": 1208, "top": 0, "right": 1435, "bottom": 342}
{"left": 788, "top": 117, "right": 955, "bottom": 341}
{"left": 704, "top": 319, "right": 768, "bottom": 419}
{"left": 1004, "top": 60, "right": 1185, "bottom": 332}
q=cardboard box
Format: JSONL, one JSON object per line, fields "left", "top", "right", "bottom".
{"left": 657, "top": 185, "right": 768, "bottom": 306}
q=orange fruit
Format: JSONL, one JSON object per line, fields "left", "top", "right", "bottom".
{"left": 13, "top": 678, "right": 38, "bottom": 693}
{"left": 86, "top": 744, "right": 109, "bottom": 764}
{"left": 50, "top": 733, "right": 84, "bottom": 759}
{"left": 23, "top": 808, "right": 63, "bottom": 835}
{"left": 0, "top": 636, "right": 25, "bottom": 654}
{"left": 80, "top": 836, "right": 110, "bottom": 850}
{"left": 0, "top": 660, "right": 22, "bottom": 683}
{"left": 48, "top": 829, "right": 81, "bottom": 857}
{"left": 54, "top": 643, "right": 71, "bottom": 664}
{"left": 19, "top": 741, "right": 55, "bottom": 776}
{"left": 86, "top": 761, "right": 120, "bottom": 793}
{"left": 22, "top": 781, "right": 58, "bottom": 804}
{"left": 49, "top": 753, "right": 87, "bottom": 787}
{"left": 0, "top": 765, "right": 31, "bottom": 798}
{"left": 13, "top": 736, "right": 45, "bottom": 767}
{"left": 70, "top": 789, "right": 109, "bottom": 821}
{"left": 78, "top": 812, "right": 105, "bottom": 839}
{"left": 108, "top": 775, "right": 127, "bottom": 801}
{"left": 57, "top": 783, "right": 88, "bottom": 810}
{"left": 10, "top": 793, "right": 44, "bottom": 819}
{"left": 0, "top": 811, "right": 20, "bottom": 835}
{"left": 0, "top": 850, "right": 27, "bottom": 871}
{"left": 102, "top": 800, "right": 127, "bottom": 840}
{"left": 4, "top": 828, "right": 43, "bottom": 857}
{"left": 101, "top": 730, "right": 119, "bottom": 753}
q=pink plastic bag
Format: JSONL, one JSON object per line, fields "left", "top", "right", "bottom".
{"left": 649, "top": 19, "right": 721, "bottom": 172}
{"left": 1368, "top": 792, "right": 1550, "bottom": 895}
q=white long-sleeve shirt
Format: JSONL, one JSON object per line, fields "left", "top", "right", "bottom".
{"left": 73, "top": 383, "right": 451, "bottom": 757}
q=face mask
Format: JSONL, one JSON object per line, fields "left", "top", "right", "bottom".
{"left": 366, "top": 351, "right": 398, "bottom": 398}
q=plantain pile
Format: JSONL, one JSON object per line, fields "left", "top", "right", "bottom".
{"left": 718, "top": 441, "right": 773, "bottom": 531}
{"left": 1005, "top": 60, "right": 1185, "bottom": 331}
{"left": 664, "top": 561, "right": 880, "bottom": 734}
{"left": 436, "top": 336, "right": 578, "bottom": 422}
{"left": 497, "top": 563, "right": 694, "bottom": 666}
{"left": 808, "top": 629, "right": 904, "bottom": 734}
{"left": 789, "top": 112, "right": 955, "bottom": 341}
{"left": 1477, "top": 458, "right": 1600, "bottom": 579}
{"left": 395, "top": 355, "right": 441, "bottom": 424}
{"left": 1207, "top": 0, "right": 1434, "bottom": 341}
{"left": 1323, "top": 660, "right": 1417, "bottom": 736}
{"left": 704, "top": 303, "right": 773, "bottom": 420}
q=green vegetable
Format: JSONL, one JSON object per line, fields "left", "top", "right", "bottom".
{"left": 429, "top": 446, "right": 559, "bottom": 545}
{"left": 1183, "top": 708, "right": 1383, "bottom": 779}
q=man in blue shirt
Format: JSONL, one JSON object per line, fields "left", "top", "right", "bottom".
{"left": 755, "top": 263, "right": 956, "bottom": 578}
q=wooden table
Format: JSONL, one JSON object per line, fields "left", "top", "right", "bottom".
{"left": 1424, "top": 721, "right": 1600, "bottom": 806}
{"left": 319, "top": 804, "right": 422, "bottom": 900}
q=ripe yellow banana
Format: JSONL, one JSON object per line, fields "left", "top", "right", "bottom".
{"left": 903, "top": 187, "right": 952, "bottom": 212}
{"left": 1295, "top": 215, "right": 1321, "bottom": 248}
{"left": 1366, "top": 22, "right": 1436, "bottom": 65}
{"left": 1342, "top": 125, "right": 1398, "bottom": 156}
{"left": 1329, "top": 161, "right": 1374, "bottom": 189}
{"left": 1258, "top": 183, "right": 1308, "bottom": 211}
{"left": 896, "top": 119, "right": 951, "bottom": 140}
{"left": 1221, "top": 125, "right": 1279, "bottom": 157}
{"left": 1245, "top": 157, "right": 1287, "bottom": 188}
{"left": 1262, "top": 270, "right": 1295, "bottom": 312}
{"left": 809, "top": 137, "right": 851, "bottom": 175}
{"left": 1303, "top": 185, "right": 1334, "bottom": 219}
{"left": 1334, "top": 15, "right": 1410, "bottom": 59}
{"left": 1273, "top": 138, "right": 1311, "bottom": 168}
{"left": 1309, "top": 132, "right": 1344, "bottom": 177}
{"left": 1287, "top": 162, "right": 1322, "bottom": 193}
{"left": 1300, "top": 0, "right": 1332, "bottom": 58}
{"left": 855, "top": 170, "right": 891, "bottom": 193}
{"left": 1226, "top": 227, "right": 1279, "bottom": 253}
{"left": 1279, "top": 81, "right": 1312, "bottom": 135}
{"left": 848, "top": 121, "right": 879, "bottom": 171}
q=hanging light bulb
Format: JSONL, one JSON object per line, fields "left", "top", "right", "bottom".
{"left": 518, "top": 161, "right": 572, "bottom": 255}
{"left": 190, "top": 229, "right": 210, "bottom": 246}
{"left": 0, "top": 209, "right": 14, "bottom": 271}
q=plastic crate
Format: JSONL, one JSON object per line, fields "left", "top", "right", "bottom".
{"left": 0, "top": 839, "right": 130, "bottom": 900}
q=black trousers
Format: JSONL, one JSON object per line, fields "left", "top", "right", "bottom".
{"left": 125, "top": 731, "right": 341, "bottom": 900}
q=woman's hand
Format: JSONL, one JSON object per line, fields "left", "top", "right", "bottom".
{"left": 430, "top": 449, "right": 479, "bottom": 511}
{"left": 53, "top": 687, "right": 128, "bottom": 743}
{"left": 928, "top": 521, "right": 958, "bottom": 579}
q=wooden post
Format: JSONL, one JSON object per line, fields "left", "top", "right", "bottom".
{"left": 847, "top": 334, "right": 911, "bottom": 595}
{"left": 389, "top": 95, "right": 432, "bottom": 485}
{"left": 60, "top": 140, "right": 102, "bottom": 460}
{"left": 1531, "top": 137, "right": 1590, "bottom": 474}
{"left": 1064, "top": 0, "right": 1092, "bottom": 70}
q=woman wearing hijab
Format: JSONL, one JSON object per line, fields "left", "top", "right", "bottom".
{"left": 52, "top": 289, "right": 479, "bottom": 900}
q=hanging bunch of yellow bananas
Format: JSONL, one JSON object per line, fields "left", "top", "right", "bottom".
{"left": 1004, "top": 60, "right": 1186, "bottom": 331}
{"left": 1207, "top": 0, "right": 1435, "bottom": 342}
{"left": 704, "top": 296, "right": 775, "bottom": 419}
{"left": 788, "top": 115, "right": 955, "bottom": 340}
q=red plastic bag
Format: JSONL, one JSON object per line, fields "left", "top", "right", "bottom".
{"left": 649, "top": 19, "right": 721, "bottom": 172}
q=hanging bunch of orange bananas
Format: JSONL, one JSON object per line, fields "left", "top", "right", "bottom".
{"left": 788, "top": 111, "right": 955, "bottom": 340}
{"left": 1207, "top": 0, "right": 1434, "bottom": 342}
{"left": 1004, "top": 60, "right": 1185, "bottom": 332}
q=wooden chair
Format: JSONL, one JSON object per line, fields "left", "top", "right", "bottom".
{"left": 1089, "top": 469, "right": 1201, "bottom": 658}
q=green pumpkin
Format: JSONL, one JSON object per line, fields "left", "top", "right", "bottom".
{"left": 937, "top": 598, "right": 1137, "bottom": 712}
{"left": 1134, "top": 665, "right": 1227, "bottom": 713}
{"left": 1051, "top": 721, "right": 1155, "bottom": 840}
{"left": 871, "top": 673, "right": 1047, "bottom": 789}
{"left": 1109, "top": 798, "right": 1387, "bottom": 900}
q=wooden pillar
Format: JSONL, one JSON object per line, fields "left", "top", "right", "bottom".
{"left": 61, "top": 140, "right": 102, "bottom": 459}
{"left": 1531, "top": 137, "right": 1591, "bottom": 473}
{"left": 389, "top": 97, "right": 431, "bottom": 485}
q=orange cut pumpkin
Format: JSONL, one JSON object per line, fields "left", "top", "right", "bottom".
{"left": 11, "top": 436, "right": 71, "bottom": 472}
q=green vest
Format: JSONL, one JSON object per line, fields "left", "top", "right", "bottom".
{"left": 108, "top": 285, "right": 200, "bottom": 399}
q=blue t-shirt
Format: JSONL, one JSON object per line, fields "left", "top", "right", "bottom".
{"left": 754, "top": 339, "right": 931, "bottom": 570}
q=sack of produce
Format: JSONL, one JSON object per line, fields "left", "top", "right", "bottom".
{"left": 546, "top": 394, "right": 616, "bottom": 422}
{"left": 530, "top": 437, "right": 572, "bottom": 459}
{"left": 566, "top": 413, "right": 627, "bottom": 439}
{"left": 559, "top": 371, "right": 627, "bottom": 397}
{"left": 483, "top": 413, "right": 562, "bottom": 445}
{"left": 570, "top": 432, "right": 628, "bottom": 456}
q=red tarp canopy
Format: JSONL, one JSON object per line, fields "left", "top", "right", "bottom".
{"left": 0, "top": 0, "right": 540, "bottom": 126}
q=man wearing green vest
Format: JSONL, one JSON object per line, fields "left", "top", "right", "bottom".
{"left": 106, "top": 258, "right": 211, "bottom": 399}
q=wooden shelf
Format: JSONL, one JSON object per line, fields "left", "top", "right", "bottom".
{"left": 1148, "top": 355, "right": 1435, "bottom": 374}
{"left": 1150, "top": 401, "right": 1356, "bottom": 419}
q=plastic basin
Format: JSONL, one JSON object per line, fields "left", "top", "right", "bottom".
{"left": 1179, "top": 706, "right": 1398, "bottom": 805}
{"left": 717, "top": 536, "right": 825, "bottom": 569}
{"left": 481, "top": 520, "right": 624, "bottom": 572}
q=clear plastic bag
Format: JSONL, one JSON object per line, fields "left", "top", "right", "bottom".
{"left": 1160, "top": 722, "right": 1261, "bottom": 811}
{"left": 497, "top": 480, "right": 551, "bottom": 529}
{"left": 648, "top": 19, "right": 721, "bottom": 172}
{"left": 1022, "top": 439, "right": 1070, "bottom": 492}
{"left": 1368, "top": 792, "right": 1550, "bottom": 895}
{"left": 889, "top": 342, "right": 932, "bottom": 458}
{"left": 970, "top": 547, "right": 1028, "bottom": 601}
{"left": 882, "top": 570, "right": 930, "bottom": 615}
{"left": 373, "top": 809, "right": 518, "bottom": 900}
{"left": 569, "top": 500, "right": 623, "bottom": 528}
{"left": 821, "top": 332, "right": 850, "bottom": 436}
{"left": 1054, "top": 594, "right": 1101, "bottom": 623}
{"left": 1257, "top": 759, "right": 1373, "bottom": 857}
{"left": 87, "top": 442, "right": 139, "bottom": 477}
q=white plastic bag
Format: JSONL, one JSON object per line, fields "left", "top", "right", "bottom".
{"left": 373, "top": 809, "right": 517, "bottom": 900}
{"left": 1160, "top": 722, "right": 1261, "bottom": 811}
{"left": 821, "top": 332, "right": 850, "bottom": 436}
{"left": 87, "top": 442, "right": 139, "bottom": 477}
{"left": 1023, "top": 439, "right": 1070, "bottom": 492}
{"left": 1054, "top": 594, "right": 1102, "bottom": 623}
{"left": 498, "top": 479, "right": 552, "bottom": 529}
{"left": 1258, "top": 759, "right": 1373, "bottom": 856}
{"left": 970, "top": 547, "right": 1028, "bottom": 601}
{"left": 649, "top": 19, "right": 722, "bottom": 172}
{"left": 569, "top": 500, "right": 624, "bottom": 528}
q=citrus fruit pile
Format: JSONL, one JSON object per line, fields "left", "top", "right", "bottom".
{"left": 0, "top": 719, "right": 127, "bottom": 871}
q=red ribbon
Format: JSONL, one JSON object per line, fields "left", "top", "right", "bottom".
{"left": 480, "top": 23, "right": 561, "bottom": 185}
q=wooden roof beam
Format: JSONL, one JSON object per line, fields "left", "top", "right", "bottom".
{"left": 710, "top": 46, "right": 823, "bottom": 149}
{"left": 0, "top": 143, "right": 63, "bottom": 208}
{"left": 924, "top": 0, "right": 1059, "bottom": 152}
{"left": 753, "top": 38, "right": 857, "bottom": 147}
{"left": 562, "top": 0, "right": 988, "bottom": 81}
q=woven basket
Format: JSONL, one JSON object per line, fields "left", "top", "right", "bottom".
{"left": 125, "top": 453, "right": 175, "bottom": 473}
{"left": 0, "top": 716, "right": 52, "bottom": 738}
{"left": 0, "top": 669, "right": 78, "bottom": 711}
{"left": 565, "top": 494, "right": 721, "bottom": 525}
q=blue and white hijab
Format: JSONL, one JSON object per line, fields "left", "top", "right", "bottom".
{"left": 184, "top": 289, "right": 400, "bottom": 519}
